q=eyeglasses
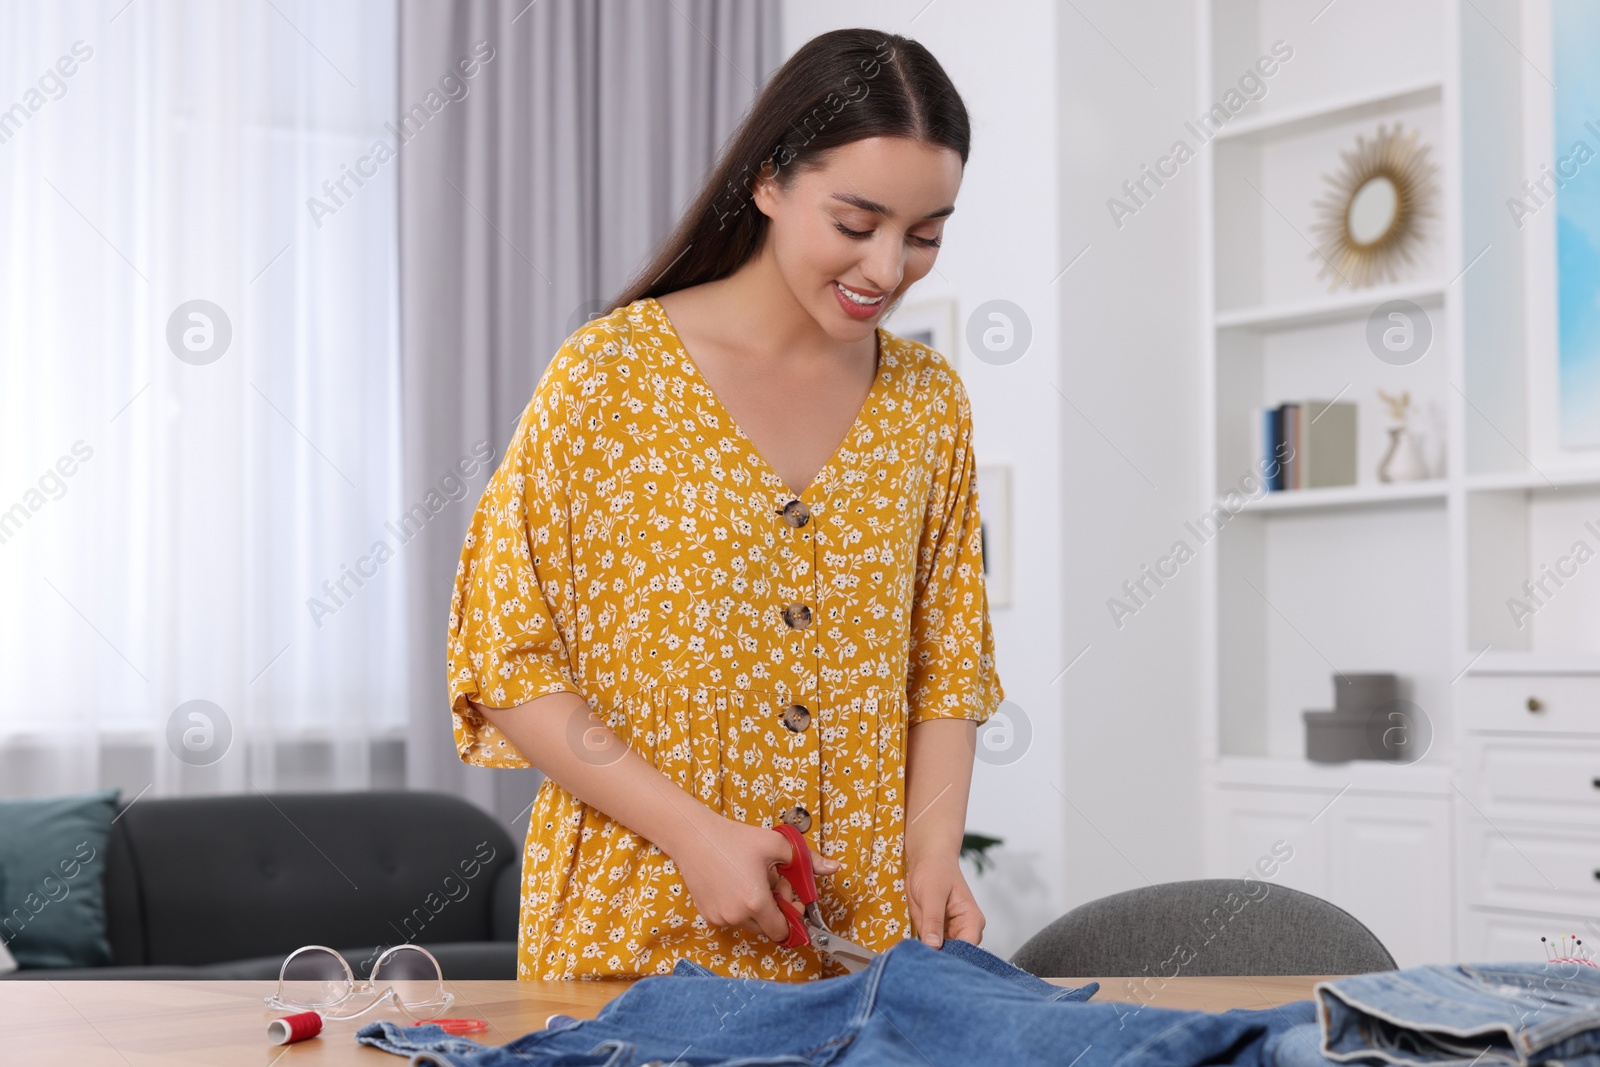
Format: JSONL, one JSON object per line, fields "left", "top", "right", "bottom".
{"left": 265, "top": 944, "right": 455, "bottom": 1021}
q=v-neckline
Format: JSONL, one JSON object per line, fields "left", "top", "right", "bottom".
{"left": 647, "top": 295, "right": 888, "bottom": 501}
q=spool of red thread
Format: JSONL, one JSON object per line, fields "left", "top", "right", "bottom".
{"left": 267, "top": 1010, "right": 323, "bottom": 1045}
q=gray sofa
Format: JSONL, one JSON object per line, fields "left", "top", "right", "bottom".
{"left": 3, "top": 790, "right": 521, "bottom": 979}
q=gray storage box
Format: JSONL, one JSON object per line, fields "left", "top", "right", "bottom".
{"left": 1303, "top": 710, "right": 1381, "bottom": 762}
{"left": 1304, "top": 671, "right": 1411, "bottom": 762}
{"left": 1333, "top": 673, "right": 1398, "bottom": 716}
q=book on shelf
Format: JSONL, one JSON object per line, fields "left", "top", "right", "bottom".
{"left": 1257, "top": 407, "right": 1283, "bottom": 491}
{"left": 1258, "top": 400, "right": 1356, "bottom": 491}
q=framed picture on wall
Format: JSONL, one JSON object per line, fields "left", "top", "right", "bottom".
{"left": 975, "top": 463, "right": 1011, "bottom": 609}
{"left": 1552, "top": 0, "right": 1600, "bottom": 447}
{"left": 885, "top": 297, "right": 960, "bottom": 370}
{"left": 1516, "top": 0, "right": 1600, "bottom": 461}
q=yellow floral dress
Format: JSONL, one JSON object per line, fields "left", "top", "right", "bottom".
{"left": 446, "top": 295, "right": 1003, "bottom": 981}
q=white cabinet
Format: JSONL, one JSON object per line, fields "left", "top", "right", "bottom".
{"left": 1458, "top": 733, "right": 1600, "bottom": 824}
{"left": 1455, "top": 726, "right": 1600, "bottom": 958}
{"left": 1458, "top": 676, "right": 1600, "bottom": 736}
{"left": 1458, "top": 819, "right": 1600, "bottom": 914}
{"left": 1207, "top": 784, "right": 1331, "bottom": 897}
{"left": 1206, "top": 764, "right": 1453, "bottom": 967}
{"left": 1326, "top": 794, "right": 1453, "bottom": 968}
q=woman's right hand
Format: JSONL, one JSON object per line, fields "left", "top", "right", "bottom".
{"left": 670, "top": 815, "right": 842, "bottom": 943}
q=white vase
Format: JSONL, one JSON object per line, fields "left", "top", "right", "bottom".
{"left": 1378, "top": 426, "right": 1429, "bottom": 483}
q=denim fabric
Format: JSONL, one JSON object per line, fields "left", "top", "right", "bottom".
{"left": 359, "top": 1023, "right": 491, "bottom": 1061}
{"left": 356, "top": 936, "right": 1332, "bottom": 1066}
{"left": 356, "top": 945, "right": 1600, "bottom": 1067}
{"left": 1268, "top": 960, "right": 1600, "bottom": 1067}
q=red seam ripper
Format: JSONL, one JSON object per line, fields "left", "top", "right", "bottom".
{"left": 412, "top": 1018, "right": 490, "bottom": 1035}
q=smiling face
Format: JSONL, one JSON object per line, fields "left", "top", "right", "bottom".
{"left": 752, "top": 136, "right": 963, "bottom": 341}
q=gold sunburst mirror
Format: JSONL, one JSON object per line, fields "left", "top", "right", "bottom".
{"left": 1309, "top": 122, "right": 1439, "bottom": 290}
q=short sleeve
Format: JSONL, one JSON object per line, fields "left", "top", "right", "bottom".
{"left": 906, "top": 376, "right": 1005, "bottom": 726}
{"left": 446, "top": 346, "right": 588, "bottom": 769}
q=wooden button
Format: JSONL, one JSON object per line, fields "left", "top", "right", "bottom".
{"left": 781, "top": 704, "right": 811, "bottom": 732}
{"left": 781, "top": 603, "right": 812, "bottom": 630}
{"left": 782, "top": 806, "right": 811, "bottom": 833}
{"left": 777, "top": 499, "right": 811, "bottom": 528}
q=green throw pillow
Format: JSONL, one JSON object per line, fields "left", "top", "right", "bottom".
{"left": 0, "top": 789, "right": 120, "bottom": 969}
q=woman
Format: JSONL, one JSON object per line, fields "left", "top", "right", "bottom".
{"left": 446, "top": 27, "right": 1003, "bottom": 981}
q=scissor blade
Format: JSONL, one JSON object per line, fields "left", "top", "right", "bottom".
{"left": 806, "top": 924, "right": 877, "bottom": 973}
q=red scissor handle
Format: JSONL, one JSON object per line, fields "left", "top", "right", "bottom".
{"left": 772, "top": 823, "right": 817, "bottom": 949}
{"left": 772, "top": 824, "right": 818, "bottom": 903}
{"left": 774, "top": 893, "right": 810, "bottom": 948}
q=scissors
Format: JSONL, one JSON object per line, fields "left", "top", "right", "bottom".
{"left": 771, "top": 823, "right": 877, "bottom": 973}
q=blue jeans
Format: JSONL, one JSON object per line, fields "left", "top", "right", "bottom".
{"left": 357, "top": 937, "right": 1322, "bottom": 1066}
{"left": 1270, "top": 960, "right": 1600, "bottom": 1067}
{"left": 355, "top": 942, "right": 1600, "bottom": 1067}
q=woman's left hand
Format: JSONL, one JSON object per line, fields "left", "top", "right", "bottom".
{"left": 906, "top": 854, "right": 984, "bottom": 948}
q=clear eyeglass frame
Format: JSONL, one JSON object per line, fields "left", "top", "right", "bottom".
{"left": 264, "top": 943, "right": 455, "bottom": 1021}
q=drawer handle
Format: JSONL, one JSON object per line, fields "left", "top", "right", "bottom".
{"left": 1527, "top": 697, "right": 1544, "bottom": 712}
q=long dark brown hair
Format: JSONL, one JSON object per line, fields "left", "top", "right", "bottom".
{"left": 608, "top": 28, "right": 970, "bottom": 310}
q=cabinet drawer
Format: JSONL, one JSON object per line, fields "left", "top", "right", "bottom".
{"left": 1460, "top": 820, "right": 1600, "bottom": 915}
{"left": 1461, "top": 675, "right": 1600, "bottom": 733}
{"left": 1461, "top": 737, "right": 1600, "bottom": 824}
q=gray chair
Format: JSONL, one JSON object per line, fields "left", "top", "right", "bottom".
{"left": 1010, "top": 879, "right": 1397, "bottom": 978}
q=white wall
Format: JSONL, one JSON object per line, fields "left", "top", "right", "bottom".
{"left": 1051, "top": 1, "right": 1208, "bottom": 916}
{"left": 782, "top": 1, "right": 1206, "bottom": 961}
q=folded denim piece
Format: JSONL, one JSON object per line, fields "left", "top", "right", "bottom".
{"left": 356, "top": 937, "right": 1333, "bottom": 1067}
{"left": 1294, "top": 961, "right": 1600, "bottom": 1066}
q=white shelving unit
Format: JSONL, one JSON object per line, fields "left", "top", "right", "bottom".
{"left": 1236, "top": 479, "right": 1447, "bottom": 514}
{"left": 1198, "top": 0, "right": 1600, "bottom": 968}
{"left": 1214, "top": 279, "right": 1447, "bottom": 332}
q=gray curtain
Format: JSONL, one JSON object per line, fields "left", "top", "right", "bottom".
{"left": 397, "top": 0, "right": 782, "bottom": 822}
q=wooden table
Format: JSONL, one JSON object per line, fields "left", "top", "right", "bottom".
{"left": 2, "top": 974, "right": 1338, "bottom": 1065}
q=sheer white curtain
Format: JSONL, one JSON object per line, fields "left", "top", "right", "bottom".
{"left": 0, "top": 0, "right": 404, "bottom": 796}
{"left": 395, "top": 0, "right": 782, "bottom": 821}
